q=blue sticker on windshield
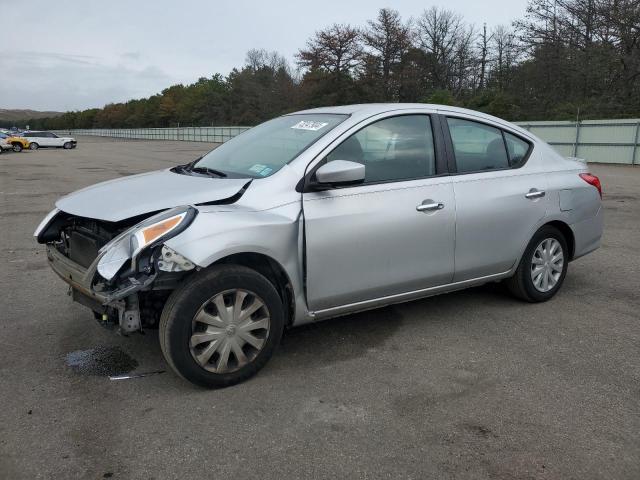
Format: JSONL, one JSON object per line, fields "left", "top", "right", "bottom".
{"left": 259, "top": 167, "right": 273, "bottom": 176}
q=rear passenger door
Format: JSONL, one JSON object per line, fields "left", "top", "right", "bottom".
{"left": 443, "top": 116, "right": 548, "bottom": 282}
{"left": 46, "top": 133, "right": 62, "bottom": 147}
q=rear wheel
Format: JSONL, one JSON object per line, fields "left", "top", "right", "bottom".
{"left": 506, "top": 225, "right": 568, "bottom": 302}
{"left": 160, "top": 264, "right": 284, "bottom": 388}
{"left": 29, "top": 142, "right": 39, "bottom": 150}
{"left": 12, "top": 143, "right": 22, "bottom": 152}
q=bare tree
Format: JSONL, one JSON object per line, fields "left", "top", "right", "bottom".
{"left": 597, "top": 0, "right": 640, "bottom": 92}
{"left": 491, "top": 25, "right": 519, "bottom": 91}
{"left": 477, "top": 23, "right": 493, "bottom": 90}
{"left": 245, "top": 49, "right": 290, "bottom": 73}
{"left": 296, "top": 24, "right": 362, "bottom": 76}
{"left": 362, "top": 8, "right": 412, "bottom": 100}
{"left": 455, "top": 24, "right": 478, "bottom": 94}
{"left": 416, "top": 7, "right": 469, "bottom": 91}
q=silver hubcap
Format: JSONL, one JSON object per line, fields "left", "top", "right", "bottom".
{"left": 190, "top": 289, "right": 270, "bottom": 374}
{"left": 531, "top": 238, "right": 564, "bottom": 292}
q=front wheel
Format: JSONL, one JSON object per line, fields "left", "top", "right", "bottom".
{"left": 29, "top": 142, "right": 39, "bottom": 150}
{"left": 506, "top": 225, "right": 569, "bottom": 302}
{"left": 12, "top": 143, "right": 22, "bottom": 152}
{"left": 160, "top": 265, "right": 284, "bottom": 388}
{"left": 63, "top": 142, "right": 73, "bottom": 149}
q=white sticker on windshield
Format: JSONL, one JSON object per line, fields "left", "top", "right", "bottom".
{"left": 249, "top": 164, "right": 268, "bottom": 174}
{"left": 291, "top": 121, "right": 329, "bottom": 131}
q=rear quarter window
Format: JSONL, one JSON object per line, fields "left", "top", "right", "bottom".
{"left": 504, "top": 132, "right": 531, "bottom": 168}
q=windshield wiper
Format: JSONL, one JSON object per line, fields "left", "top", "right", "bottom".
{"left": 172, "top": 156, "right": 201, "bottom": 174}
{"left": 189, "top": 166, "right": 228, "bottom": 178}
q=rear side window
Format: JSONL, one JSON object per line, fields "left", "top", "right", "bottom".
{"left": 446, "top": 118, "right": 509, "bottom": 173}
{"left": 504, "top": 132, "right": 530, "bottom": 167}
{"left": 326, "top": 115, "right": 436, "bottom": 183}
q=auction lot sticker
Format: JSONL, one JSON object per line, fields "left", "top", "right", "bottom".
{"left": 291, "top": 121, "right": 328, "bottom": 131}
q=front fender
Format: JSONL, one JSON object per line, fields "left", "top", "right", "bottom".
{"left": 163, "top": 202, "right": 309, "bottom": 323}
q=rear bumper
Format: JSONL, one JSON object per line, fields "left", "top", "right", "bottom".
{"left": 571, "top": 205, "right": 604, "bottom": 260}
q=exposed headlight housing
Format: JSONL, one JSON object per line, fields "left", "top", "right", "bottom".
{"left": 97, "top": 206, "right": 197, "bottom": 281}
{"left": 34, "top": 207, "right": 61, "bottom": 240}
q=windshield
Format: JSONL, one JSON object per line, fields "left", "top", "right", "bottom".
{"left": 193, "top": 114, "right": 348, "bottom": 178}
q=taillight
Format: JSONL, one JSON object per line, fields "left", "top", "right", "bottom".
{"left": 579, "top": 173, "right": 602, "bottom": 198}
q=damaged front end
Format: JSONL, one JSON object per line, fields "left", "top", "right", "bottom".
{"left": 35, "top": 206, "right": 198, "bottom": 334}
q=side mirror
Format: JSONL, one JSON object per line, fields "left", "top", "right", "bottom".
{"left": 313, "top": 160, "right": 365, "bottom": 188}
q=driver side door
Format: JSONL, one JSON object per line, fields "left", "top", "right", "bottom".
{"left": 302, "top": 114, "right": 456, "bottom": 312}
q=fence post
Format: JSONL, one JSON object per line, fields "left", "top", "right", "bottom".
{"left": 632, "top": 120, "right": 640, "bottom": 166}
{"left": 573, "top": 121, "right": 581, "bottom": 157}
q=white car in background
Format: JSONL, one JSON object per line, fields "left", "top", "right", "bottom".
{"left": 22, "top": 131, "right": 77, "bottom": 150}
{"left": 0, "top": 137, "right": 12, "bottom": 153}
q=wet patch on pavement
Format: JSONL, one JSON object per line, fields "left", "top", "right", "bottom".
{"left": 65, "top": 346, "right": 138, "bottom": 376}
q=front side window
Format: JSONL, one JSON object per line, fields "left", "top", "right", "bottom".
{"left": 447, "top": 118, "right": 509, "bottom": 173}
{"left": 194, "top": 114, "right": 347, "bottom": 178}
{"left": 326, "top": 115, "right": 436, "bottom": 183}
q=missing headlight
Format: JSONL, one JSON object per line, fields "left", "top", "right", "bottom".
{"left": 158, "top": 245, "right": 196, "bottom": 272}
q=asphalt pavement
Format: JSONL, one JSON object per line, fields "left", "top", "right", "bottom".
{"left": 1, "top": 137, "right": 638, "bottom": 479}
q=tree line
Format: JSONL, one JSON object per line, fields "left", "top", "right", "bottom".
{"left": 12, "top": 0, "right": 640, "bottom": 130}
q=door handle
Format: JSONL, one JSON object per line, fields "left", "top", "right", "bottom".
{"left": 525, "top": 189, "right": 545, "bottom": 199}
{"left": 416, "top": 201, "right": 444, "bottom": 212}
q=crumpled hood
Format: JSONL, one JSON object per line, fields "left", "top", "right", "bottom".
{"left": 56, "top": 168, "right": 248, "bottom": 222}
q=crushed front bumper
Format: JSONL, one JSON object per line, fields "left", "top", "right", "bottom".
{"left": 47, "top": 244, "right": 157, "bottom": 332}
{"left": 46, "top": 244, "right": 156, "bottom": 306}
{"left": 46, "top": 243, "right": 108, "bottom": 304}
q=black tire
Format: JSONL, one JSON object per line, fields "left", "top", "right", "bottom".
{"left": 29, "top": 142, "right": 39, "bottom": 150}
{"left": 63, "top": 142, "right": 72, "bottom": 149}
{"left": 506, "top": 225, "right": 569, "bottom": 302}
{"left": 160, "top": 264, "right": 285, "bottom": 388}
{"left": 12, "top": 143, "right": 22, "bottom": 152}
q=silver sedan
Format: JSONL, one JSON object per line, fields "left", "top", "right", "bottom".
{"left": 35, "top": 104, "right": 604, "bottom": 388}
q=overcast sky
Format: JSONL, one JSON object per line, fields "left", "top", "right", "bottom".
{"left": 1, "top": 0, "right": 528, "bottom": 112}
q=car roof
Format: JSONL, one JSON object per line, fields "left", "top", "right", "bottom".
{"left": 292, "top": 103, "right": 535, "bottom": 140}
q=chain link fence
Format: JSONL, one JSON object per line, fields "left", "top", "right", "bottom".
{"left": 55, "top": 118, "right": 640, "bottom": 165}
{"left": 517, "top": 119, "right": 640, "bottom": 165}
{"left": 56, "top": 126, "right": 250, "bottom": 143}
